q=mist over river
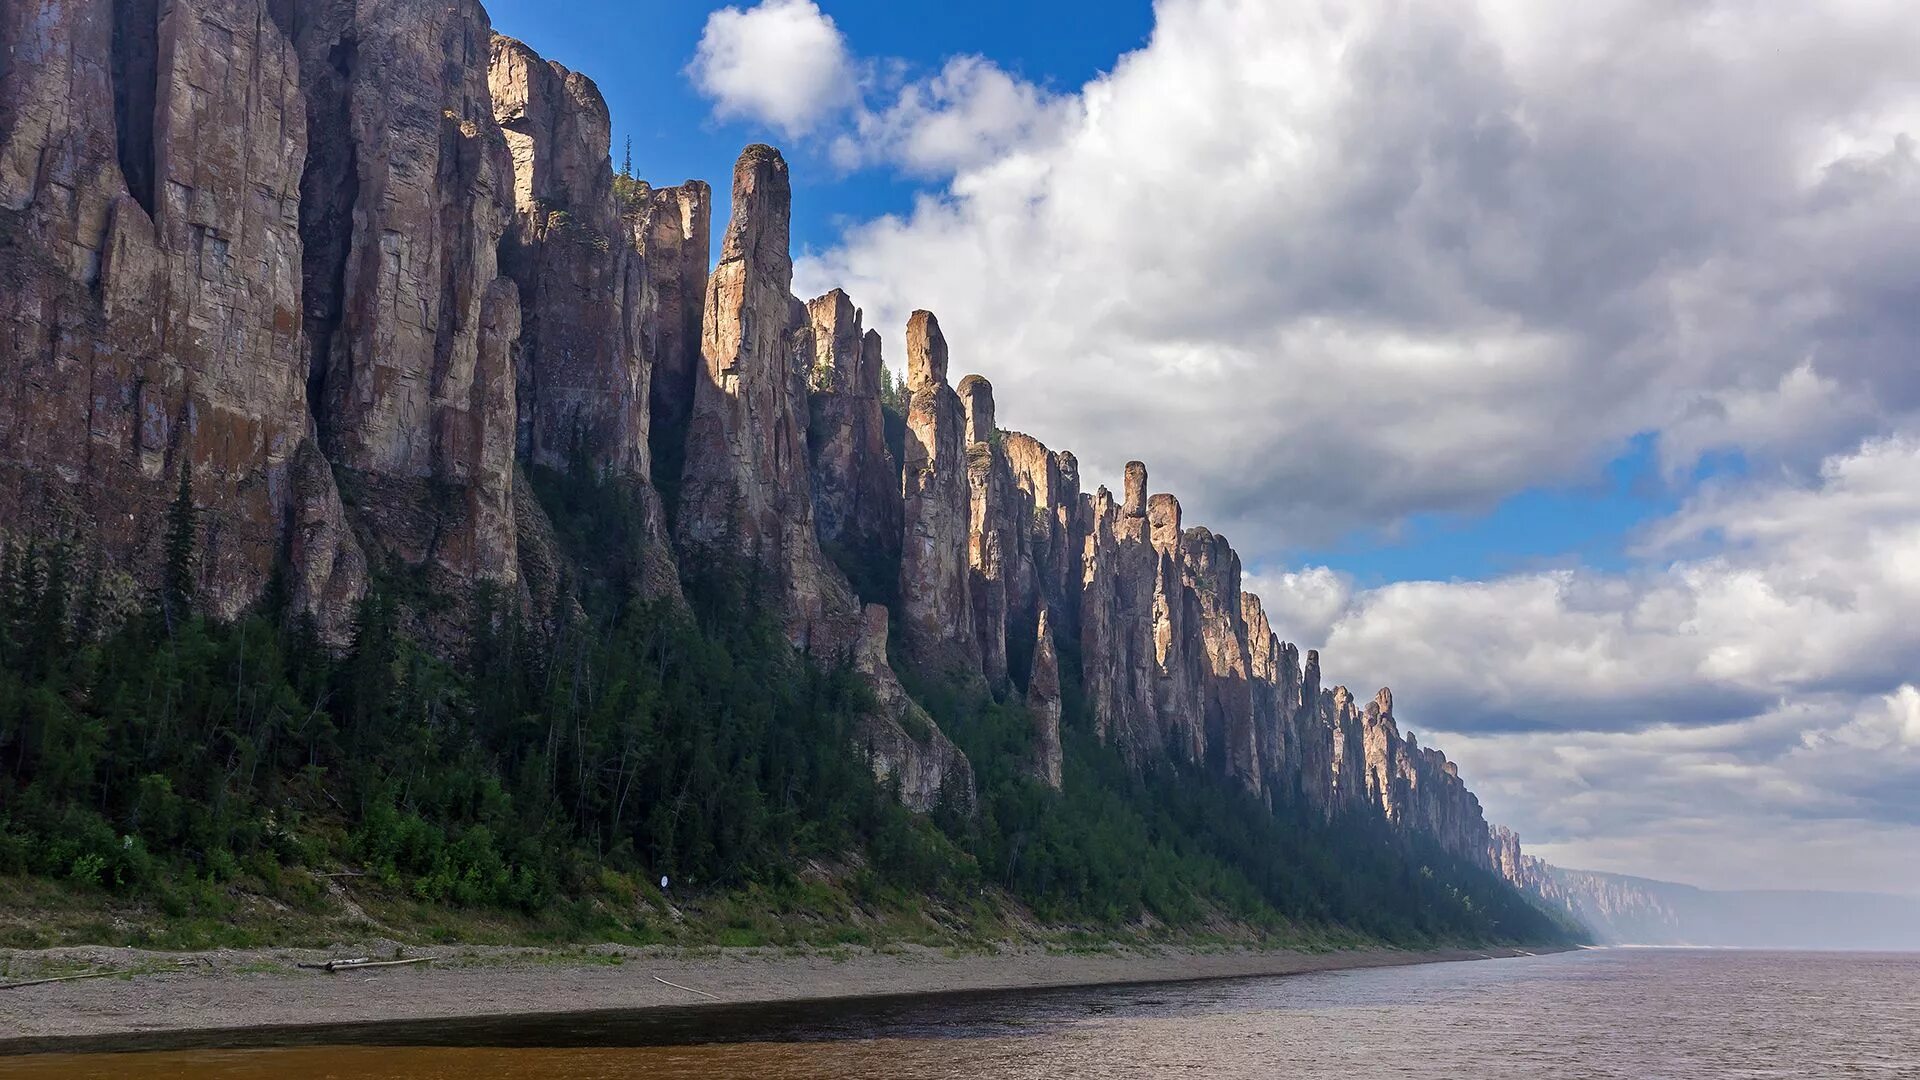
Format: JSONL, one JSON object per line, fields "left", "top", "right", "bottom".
{"left": 2, "top": 950, "right": 1913, "bottom": 1078}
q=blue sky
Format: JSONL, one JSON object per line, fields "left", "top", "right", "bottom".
{"left": 483, "top": 0, "right": 1920, "bottom": 896}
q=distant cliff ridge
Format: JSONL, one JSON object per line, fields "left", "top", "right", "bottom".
{"left": 2, "top": 0, "right": 1513, "bottom": 875}
{"left": 1488, "top": 828, "right": 1920, "bottom": 949}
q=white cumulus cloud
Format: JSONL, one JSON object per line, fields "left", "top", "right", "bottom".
{"left": 688, "top": 0, "right": 857, "bottom": 137}
{"left": 795, "top": 0, "right": 1920, "bottom": 555}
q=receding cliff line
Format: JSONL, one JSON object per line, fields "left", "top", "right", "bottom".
{"left": 0, "top": 0, "right": 1521, "bottom": 876}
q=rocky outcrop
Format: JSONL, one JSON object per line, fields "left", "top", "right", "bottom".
{"left": 1185, "top": 527, "right": 1259, "bottom": 793}
{"left": 1293, "top": 651, "right": 1336, "bottom": 815}
{"left": 1242, "top": 595, "right": 1298, "bottom": 799}
{"left": 634, "top": 180, "right": 710, "bottom": 461}
{"left": 0, "top": 0, "right": 1522, "bottom": 856}
{"left": 1026, "top": 604, "right": 1065, "bottom": 789}
{"left": 489, "top": 35, "right": 642, "bottom": 476}
{"left": 675, "top": 148, "right": 973, "bottom": 810}
{"left": 487, "top": 34, "right": 677, "bottom": 599}
{"left": 802, "top": 289, "right": 901, "bottom": 600}
{"left": 0, "top": 0, "right": 365, "bottom": 637}
{"left": 852, "top": 603, "right": 975, "bottom": 813}
{"left": 898, "top": 311, "right": 977, "bottom": 678}
{"left": 677, "top": 145, "right": 855, "bottom": 653}
{"left": 294, "top": 0, "right": 524, "bottom": 588}
{"left": 959, "top": 374, "right": 1011, "bottom": 688}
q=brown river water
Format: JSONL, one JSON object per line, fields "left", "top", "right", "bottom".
{"left": 2, "top": 949, "right": 1915, "bottom": 1078}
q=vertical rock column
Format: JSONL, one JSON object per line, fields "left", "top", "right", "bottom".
{"left": 803, "top": 288, "right": 902, "bottom": 600}
{"left": 295, "top": 0, "right": 523, "bottom": 587}
{"left": 486, "top": 33, "right": 677, "bottom": 599}
{"left": 1148, "top": 493, "right": 1205, "bottom": 764}
{"left": 898, "top": 311, "right": 978, "bottom": 678}
{"left": 1295, "top": 650, "right": 1336, "bottom": 816}
{"left": 636, "top": 180, "right": 711, "bottom": 477}
{"left": 1183, "top": 527, "right": 1259, "bottom": 792}
{"left": 1027, "top": 604, "right": 1065, "bottom": 789}
{"left": 1242, "top": 593, "right": 1289, "bottom": 800}
{"left": 959, "top": 374, "right": 1010, "bottom": 689}
{"left": 678, "top": 144, "right": 854, "bottom": 653}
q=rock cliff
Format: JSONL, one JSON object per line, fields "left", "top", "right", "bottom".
{"left": 487, "top": 33, "right": 676, "bottom": 598}
{"left": 898, "top": 311, "right": 977, "bottom": 678}
{"left": 0, "top": 0, "right": 1526, "bottom": 875}
{"left": 802, "top": 289, "right": 901, "bottom": 600}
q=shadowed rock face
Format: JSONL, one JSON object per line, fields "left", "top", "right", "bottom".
{"left": 489, "top": 35, "right": 641, "bottom": 477}
{"left": 0, "top": 0, "right": 365, "bottom": 639}
{"left": 0, "top": 0, "right": 1516, "bottom": 861}
{"left": 294, "top": 0, "right": 525, "bottom": 588}
{"left": 487, "top": 32, "right": 678, "bottom": 600}
{"left": 1026, "top": 604, "right": 1065, "bottom": 790}
{"left": 803, "top": 289, "right": 901, "bottom": 596}
{"left": 635, "top": 180, "right": 710, "bottom": 461}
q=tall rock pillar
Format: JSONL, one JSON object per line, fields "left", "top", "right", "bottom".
{"left": 899, "top": 310, "right": 977, "bottom": 678}
{"left": 678, "top": 145, "right": 852, "bottom": 653}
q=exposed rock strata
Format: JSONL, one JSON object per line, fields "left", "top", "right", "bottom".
{"left": 0, "top": 0, "right": 366, "bottom": 637}
{"left": 293, "top": 0, "right": 524, "bottom": 588}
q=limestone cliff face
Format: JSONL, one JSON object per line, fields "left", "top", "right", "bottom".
{"left": 898, "top": 311, "right": 977, "bottom": 677}
{"left": 1026, "top": 604, "right": 1065, "bottom": 789}
{"left": 852, "top": 604, "right": 976, "bottom": 813}
{"left": 1001, "top": 433, "right": 1080, "bottom": 645}
{"left": 1185, "top": 528, "right": 1259, "bottom": 793}
{"left": 1083, "top": 464, "right": 1164, "bottom": 760}
{"left": 294, "top": 0, "right": 524, "bottom": 588}
{"left": 635, "top": 181, "right": 711, "bottom": 454}
{"left": 0, "top": 0, "right": 365, "bottom": 635}
{"left": 487, "top": 34, "right": 676, "bottom": 599}
{"left": 959, "top": 374, "right": 1011, "bottom": 688}
{"left": 674, "top": 149, "right": 973, "bottom": 810}
{"left": 1242, "top": 595, "right": 1291, "bottom": 797}
{"left": 488, "top": 36, "right": 642, "bottom": 476}
{"left": 803, "top": 290, "right": 901, "bottom": 598}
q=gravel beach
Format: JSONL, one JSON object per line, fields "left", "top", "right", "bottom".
{"left": 0, "top": 942, "right": 1545, "bottom": 1052}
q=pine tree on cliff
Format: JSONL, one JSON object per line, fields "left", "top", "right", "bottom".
{"left": 161, "top": 458, "right": 197, "bottom": 629}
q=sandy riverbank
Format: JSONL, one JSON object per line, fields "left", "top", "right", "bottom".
{"left": 0, "top": 941, "right": 1552, "bottom": 1052}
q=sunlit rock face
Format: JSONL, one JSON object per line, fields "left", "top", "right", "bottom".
{"left": 677, "top": 144, "right": 857, "bottom": 654}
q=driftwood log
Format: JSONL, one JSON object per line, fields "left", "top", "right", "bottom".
{"left": 0, "top": 970, "right": 119, "bottom": 991}
{"left": 653, "top": 975, "right": 719, "bottom": 1000}
{"left": 295, "top": 957, "right": 435, "bottom": 973}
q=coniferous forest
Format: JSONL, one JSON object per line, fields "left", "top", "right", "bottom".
{"left": 0, "top": 452, "right": 1572, "bottom": 950}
